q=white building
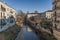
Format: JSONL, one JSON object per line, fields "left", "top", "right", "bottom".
{"left": 27, "top": 13, "right": 39, "bottom": 19}
{"left": 45, "top": 10, "right": 53, "bottom": 19}
{"left": 0, "top": 2, "right": 16, "bottom": 19}
{"left": 0, "top": 1, "right": 16, "bottom": 32}
{"left": 39, "top": 10, "right": 53, "bottom": 20}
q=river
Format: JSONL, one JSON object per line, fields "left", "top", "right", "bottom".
{"left": 15, "top": 25, "right": 39, "bottom": 40}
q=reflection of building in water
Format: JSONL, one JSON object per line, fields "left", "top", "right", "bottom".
{"left": 27, "top": 27, "right": 33, "bottom": 32}
{"left": 0, "top": 1, "right": 16, "bottom": 32}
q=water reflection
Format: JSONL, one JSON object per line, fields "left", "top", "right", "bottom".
{"left": 15, "top": 26, "right": 39, "bottom": 40}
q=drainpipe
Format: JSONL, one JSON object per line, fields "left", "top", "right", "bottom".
{"left": 1, "top": 12, "right": 2, "bottom": 28}
{"left": 55, "top": 1, "right": 57, "bottom": 29}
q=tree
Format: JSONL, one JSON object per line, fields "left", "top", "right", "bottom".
{"left": 16, "top": 10, "right": 26, "bottom": 26}
{"left": 40, "top": 20, "right": 53, "bottom": 34}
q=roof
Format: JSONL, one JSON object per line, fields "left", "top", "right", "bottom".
{"left": 46, "top": 10, "right": 53, "bottom": 12}
{"left": 27, "top": 13, "right": 40, "bottom": 15}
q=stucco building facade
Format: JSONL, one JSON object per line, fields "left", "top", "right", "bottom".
{"left": 0, "top": 1, "right": 16, "bottom": 32}
{"left": 53, "top": 0, "right": 60, "bottom": 29}
{"left": 45, "top": 10, "right": 53, "bottom": 19}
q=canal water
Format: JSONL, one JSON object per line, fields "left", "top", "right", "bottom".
{"left": 15, "top": 26, "right": 39, "bottom": 40}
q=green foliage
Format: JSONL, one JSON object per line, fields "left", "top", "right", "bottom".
{"left": 40, "top": 19, "right": 54, "bottom": 34}
{"left": 40, "top": 20, "right": 53, "bottom": 29}
{"left": 0, "top": 24, "right": 21, "bottom": 40}
{"left": 29, "top": 16, "right": 34, "bottom": 21}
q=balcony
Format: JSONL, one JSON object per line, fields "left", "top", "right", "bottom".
{"left": 53, "top": 7, "right": 60, "bottom": 10}
{"left": 56, "top": 13, "right": 60, "bottom": 17}
{"left": 53, "top": 6, "right": 56, "bottom": 10}
{"left": 53, "top": 0, "right": 60, "bottom": 4}
{"left": 0, "top": 5, "right": 6, "bottom": 12}
{"left": 53, "top": 12, "right": 56, "bottom": 16}
{"left": 56, "top": 20, "right": 60, "bottom": 23}
{"left": 53, "top": 0, "right": 56, "bottom": 4}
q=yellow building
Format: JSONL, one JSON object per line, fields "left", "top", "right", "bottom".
{"left": 53, "top": 0, "right": 60, "bottom": 29}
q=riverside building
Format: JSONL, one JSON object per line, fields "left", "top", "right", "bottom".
{"left": 0, "top": 1, "right": 16, "bottom": 32}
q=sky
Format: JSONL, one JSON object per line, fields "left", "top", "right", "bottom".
{"left": 3, "top": 0, "right": 52, "bottom": 13}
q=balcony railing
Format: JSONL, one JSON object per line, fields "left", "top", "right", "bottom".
{"left": 53, "top": 12, "right": 56, "bottom": 16}
{"left": 53, "top": 7, "right": 60, "bottom": 10}
{"left": 53, "top": 0, "right": 60, "bottom": 4}
{"left": 0, "top": 5, "right": 6, "bottom": 12}
{"left": 56, "top": 20, "right": 60, "bottom": 23}
{"left": 56, "top": 13, "right": 60, "bottom": 17}
{"left": 53, "top": 0, "right": 56, "bottom": 4}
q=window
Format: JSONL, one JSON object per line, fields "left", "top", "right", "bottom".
{"left": 7, "top": 8, "right": 9, "bottom": 11}
{"left": 10, "top": 19, "right": 14, "bottom": 23}
{"left": 56, "top": 13, "right": 60, "bottom": 16}
{"left": 56, "top": 20, "right": 60, "bottom": 23}
{"left": 10, "top": 11, "right": 13, "bottom": 14}
{"left": 10, "top": 16, "right": 14, "bottom": 23}
{"left": 1, "top": 5, "right": 6, "bottom": 12}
